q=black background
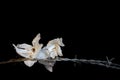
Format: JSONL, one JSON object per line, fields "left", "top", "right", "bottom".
{"left": 0, "top": 4, "right": 120, "bottom": 79}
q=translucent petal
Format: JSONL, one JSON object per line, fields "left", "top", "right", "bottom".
{"left": 13, "top": 44, "right": 31, "bottom": 58}
{"left": 46, "top": 45, "right": 55, "bottom": 52}
{"left": 49, "top": 49, "right": 57, "bottom": 59}
{"left": 31, "top": 33, "right": 43, "bottom": 58}
{"left": 32, "top": 33, "right": 41, "bottom": 48}
{"left": 56, "top": 45, "right": 63, "bottom": 56}
{"left": 17, "top": 43, "right": 33, "bottom": 50}
{"left": 36, "top": 48, "right": 49, "bottom": 59}
{"left": 45, "top": 66, "right": 53, "bottom": 72}
{"left": 24, "top": 60, "right": 37, "bottom": 67}
{"left": 59, "top": 38, "right": 65, "bottom": 46}
{"left": 38, "top": 60, "right": 55, "bottom": 72}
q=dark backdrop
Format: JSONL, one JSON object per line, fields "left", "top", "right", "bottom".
{"left": 0, "top": 5, "right": 119, "bottom": 79}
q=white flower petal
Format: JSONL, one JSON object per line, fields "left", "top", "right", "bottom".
{"left": 36, "top": 48, "right": 49, "bottom": 59}
{"left": 17, "top": 43, "right": 33, "bottom": 50}
{"left": 59, "top": 38, "right": 65, "bottom": 46}
{"left": 45, "top": 66, "right": 53, "bottom": 72}
{"left": 32, "top": 33, "right": 41, "bottom": 47}
{"left": 56, "top": 45, "right": 63, "bottom": 56}
{"left": 24, "top": 60, "right": 37, "bottom": 67}
{"left": 31, "top": 33, "right": 43, "bottom": 58}
{"left": 45, "top": 38, "right": 64, "bottom": 58}
{"left": 46, "top": 45, "right": 55, "bottom": 52}
{"left": 13, "top": 44, "right": 31, "bottom": 58}
{"left": 38, "top": 60, "right": 55, "bottom": 72}
{"left": 49, "top": 49, "right": 57, "bottom": 59}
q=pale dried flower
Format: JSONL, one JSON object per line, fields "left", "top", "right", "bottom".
{"left": 13, "top": 33, "right": 65, "bottom": 72}
{"left": 13, "top": 33, "right": 43, "bottom": 67}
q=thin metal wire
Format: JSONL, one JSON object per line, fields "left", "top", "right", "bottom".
{"left": 0, "top": 57, "right": 120, "bottom": 70}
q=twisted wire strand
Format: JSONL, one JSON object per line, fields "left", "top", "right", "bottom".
{"left": 0, "top": 57, "right": 120, "bottom": 70}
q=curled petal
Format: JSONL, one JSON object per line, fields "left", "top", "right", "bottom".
{"left": 17, "top": 43, "right": 33, "bottom": 50}
{"left": 45, "top": 38, "right": 64, "bottom": 58}
{"left": 13, "top": 44, "right": 32, "bottom": 58}
{"left": 46, "top": 45, "right": 55, "bottom": 52}
{"left": 59, "top": 38, "right": 65, "bottom": 46}
{"left": 56, "top": 45, "right": 63, "bottom": 56}
{"left": 49, "top": 49, "right": 58, "bottom": 59}
{"left": 45, "top": 44, "right": 57, "bottom": 58}
{"left": 32, "top": 33, "right": 43, "bottom": 58}
{"left": 32, "top": 33, "right": 41, "bottom": 48}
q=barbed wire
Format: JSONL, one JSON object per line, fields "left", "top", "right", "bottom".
{"left": 0, "top": 56, "right": 120, "bottom": 70}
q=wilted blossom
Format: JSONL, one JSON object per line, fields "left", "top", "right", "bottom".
{"left": 13, "top": 33, "right": 64, "bottom": 72}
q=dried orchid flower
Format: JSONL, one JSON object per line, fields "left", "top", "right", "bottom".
{"left": 13, "top": 33, "right": 65, "bottom": 72}
{"left": 13, "top": 33, "right": 43, "bottom": 67}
